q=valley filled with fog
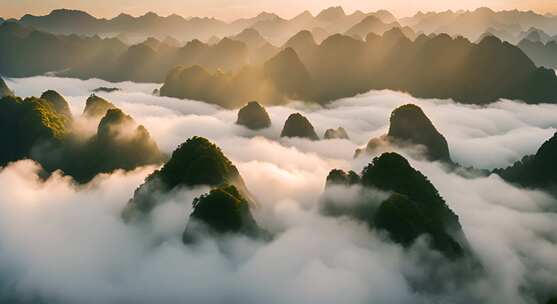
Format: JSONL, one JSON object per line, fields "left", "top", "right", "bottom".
{"left": 1, "top": 76, "right": 556, "bottom": 304}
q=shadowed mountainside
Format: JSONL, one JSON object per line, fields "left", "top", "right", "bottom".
{"left": 17, "top": 7, "right": 397, "bottom": 45}
{"left": 0, "top": 22, "right": 248, "bottom": 82}
{"left": 280, "top": 113, "right": 319, "bottom": 140}
{"left": 322, "top": 152, "right": 468, "bottom": 258}
{"left": 161, "top": 29, "right": 557, "bottom": 107}
{"left": 0, "top": 22, "right": 127, "bottom": 78}
{"left": 0, "top": 91, "right": 163, "bottom": 183}
{"left": 518, "top": 39, "right": 557, "bottom": 69}
{"left": 0, "top": 77, "right": 13, "bottom": 97}
{"left": 236, "top": 101, "right": 272, "bottom": 130}
{"left": 400, "top": 7, "right": 557, "bottom": 43}
{"left": 324, "top": 127, "right": 349, "bottom": 140}
{"left": 358, "top": 104, "right": 451, "bottom": 162}
{"left": 182, "top": 184, "right": 263, "bottom": 244}
{"left": 494, "top": 132, "right": 557, "bottom": 195}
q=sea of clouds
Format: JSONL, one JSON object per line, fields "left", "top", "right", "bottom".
{"left": 1, "top": 76, "right": 556, "bottom": 304}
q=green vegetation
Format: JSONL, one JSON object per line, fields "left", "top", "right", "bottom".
{"left": 322, "top": 152, "right": 466, "bottom": 257}
{"left": 124, "top": 136, "right": 249, "bottom": 219}
{"left": 37, "top": 107, "right": 163, "bottom": 183}
{"left": 40, "top": 90, "right": 73, "bottom": 119}
{"left": 236, "top": 101, "right": 272, "bottom": 130}
{"left": 82, "top": 94, "right": 116, "bottom": 118}
{"left": 280, "top": 113, "right": 319, "bottom": 140}
{"left": 183, "top": 184, "right": 261, "bottom": 244}
{"left": 0, "top": 96, "right": 68, "bottom": 166}
{"left": 0, "top": 91, "right": 162, "bottom": 183}
{"left": 494, "top": 132, "right": 557, "bottom": 193}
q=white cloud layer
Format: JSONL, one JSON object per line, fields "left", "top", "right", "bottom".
{"left": 1, "top": 76, "right": 556, "bottom": 303}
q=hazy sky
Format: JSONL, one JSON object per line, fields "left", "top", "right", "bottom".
{"left": 1, "top": 0, "right": 557, "bottom": 20}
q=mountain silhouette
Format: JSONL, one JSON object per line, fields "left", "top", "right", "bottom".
{"left": 519, "top": 39, "right": 557, "bottom": 69}
{"left": 280, "top": 113, "right": 319, "bottom": 140}
{"left": 323, "top": 127, "right": 349, "bottom": 140}
{"left": 345, "top": 15, "right": 400, "bottom": 38}
{"left": 494, "top": 132, "right": 557, "bottom": 194}
{"left": 236, "top": 101, "right": 272, "bottom": 130}
{"left": 0, "top": 77, "right": 13, "bottom": 97}
{"left": 263, "top": 47, "right": 312, "bottom": 100}
{"left": 160, "top": 48, "right": 312, "bottom": 108}
{"left": 359, "top": 104, "right": 451, "bottom": 162}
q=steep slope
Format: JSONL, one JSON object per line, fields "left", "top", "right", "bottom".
{"left": 262, "top": 47, "right": 312, "bottom": 100}
{"left": 182, "top": 184, "right": 262, "bottom": 243}
{"left": 280, "top": 113, "right": 319, "bottom": 140}
{"left": 360, "top": 104, "right": 451, "bottom": 162}
{"left": 236, "top": 101, "right": 272, "bottom": 130}
{"left": 324, "top": 127, "right": 349, "bottom": 140}
{"left": 124, "top": 137, "right": 251, "bottom": 219}
{"left": 40, "top": 90, "right": 72, "bottom": 119}
{"left": 0, "top": 96, "right": 69, "bottom": 166}
{"left": 82, "top": 94, "right": 117, "bottom": 118}
{"left": 345, "top": 15, "right": 400, "bottom": 38}
{"left": 494, "top": 132, "right": 557, "bottom": 193}
{"left": 0, "top": 77, "right": 13, "bottom": 97}
{"left": 322, "top": 152, "right": 466, "bottom": 257}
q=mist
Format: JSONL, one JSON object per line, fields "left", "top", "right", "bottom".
{"left": 1, "top": 76, "right": 556, "bottom": 303}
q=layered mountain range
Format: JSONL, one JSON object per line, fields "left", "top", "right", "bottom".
{"left": 0, "top": 80, "right": 163, "bottom": 183}
{"left": 162, "top": 29, "right": 557, "bottom": 107}
{"left": 14, "top": 7, "right": 557, "bottom": 45}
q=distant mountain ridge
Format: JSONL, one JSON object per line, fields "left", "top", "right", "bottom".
{"left": 400, "top": 7, "right": 557, "bottom": 42}
{"left": 17, "top": 7, "right": 397, "bottom": 44}
{"left": 162, "top": 28, "right": 557, "bottom": 107}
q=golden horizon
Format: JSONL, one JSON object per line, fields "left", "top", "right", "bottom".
{"left": 1, "top": 0, "right": 556, "bottom": 21}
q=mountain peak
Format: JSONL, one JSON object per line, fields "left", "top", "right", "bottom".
{"left": 316, "top": 6, "right": 346, "bottom": 21}
{"left": 0, "top": 77, "right": 13, "bottom": 97}
{"left": 83, "top": 94, "right": 117, "bottom": 118}
{"left": 388, "top": 104, "right": 451, "bottom": 162}
{"left": 236, "top": 101, "right": 271, "bottom": 130}
{"left": 123, "top": 136, "right": 250, "bottom": 219}
{"left": 280, "top": 113, "right": 319, "bottom": 140}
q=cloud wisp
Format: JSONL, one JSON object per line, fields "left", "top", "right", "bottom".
{"left": 0, "top": 76, "right": 556, "bottom": 303}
